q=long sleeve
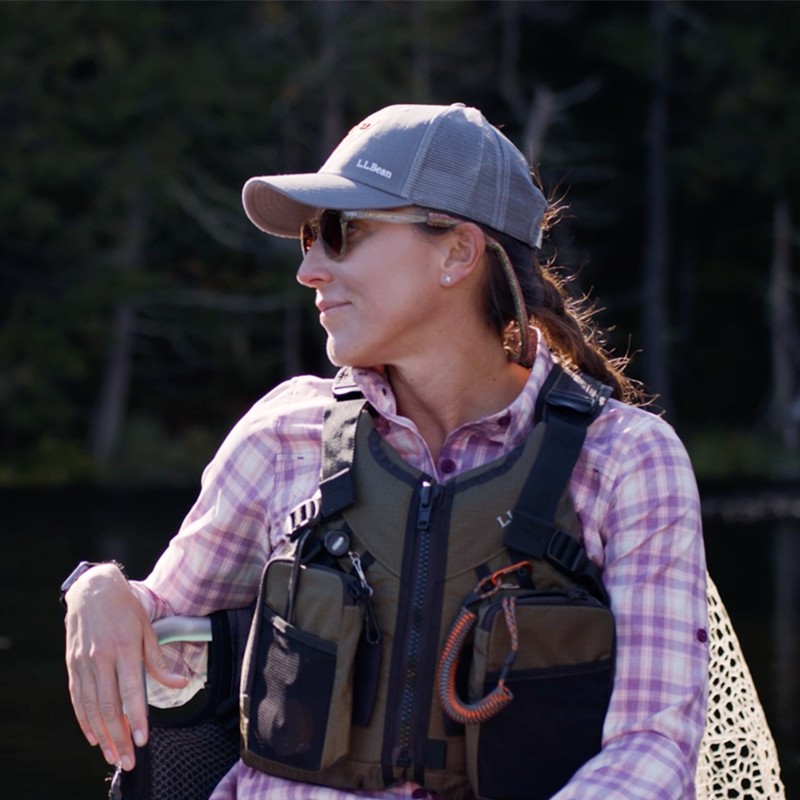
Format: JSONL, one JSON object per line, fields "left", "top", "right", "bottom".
{"left": 131, "top": 375, "right": 336, "bottom": 620}
{"left": 129, "top": 376, "right": 333, "bottom": 706}
{"left": 554, "top": 410, "right": 709, "bottom": 800}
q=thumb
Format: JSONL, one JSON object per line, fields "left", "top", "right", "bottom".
{"left": 142, "top": 627, "right": 190, "bottom": 688}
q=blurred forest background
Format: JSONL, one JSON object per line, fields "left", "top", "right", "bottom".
{"left": 2, "top": 3, "right": 800, "bottom": 798}
{"left": 2, "top": 0, "right": 799, "bottom": 488}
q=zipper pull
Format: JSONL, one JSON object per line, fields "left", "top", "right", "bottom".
{"left": 348, "top": 550, "right": 373, "bottom": 597}
{"left": 347, "top": 551, "right": 382, "bottom": 645}
{"left": 363, "top": 596, "right": 382, "bottom": 645}
{"left": 417, "top": 480, "right": 434, "bottom": 531}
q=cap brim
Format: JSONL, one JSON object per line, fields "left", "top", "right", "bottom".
{"left": 242, "top": 174, "right": 408, "bottom": 238}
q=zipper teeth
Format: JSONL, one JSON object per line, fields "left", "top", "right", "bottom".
{"left": 396, "top": 480, "right": 434, "bottom": 764}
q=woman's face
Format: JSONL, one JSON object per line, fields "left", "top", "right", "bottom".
{"left": 296, "top": 211, "right": 456, "bottom": 369}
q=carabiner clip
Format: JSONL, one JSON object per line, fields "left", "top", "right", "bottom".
{"left": 476, "top": 560, "right": 530, "bottom": 597}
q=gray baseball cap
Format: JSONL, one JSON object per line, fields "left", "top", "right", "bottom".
{"left": 242, "top": 103, "right": 546, "bottom": 248}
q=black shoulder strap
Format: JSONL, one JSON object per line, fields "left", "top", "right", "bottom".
{"left": 318, "top": 368, "right": 367, "bottom": 519}
{"left": 504, "top": 365, "right": 612, "bottom": 603}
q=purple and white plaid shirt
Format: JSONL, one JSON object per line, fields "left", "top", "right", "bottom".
{"left": 134, "top": 335, "right": 708, "bottom": 800}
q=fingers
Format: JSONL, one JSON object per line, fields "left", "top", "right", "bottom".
{"left": 142, "top": 623, "right": 191, "bottom": 691}
{"left": 67, "top": 667, "right": 98, "bottom": 747}
{"left": 64, "top": 563, "right": 197, "bottom": 771}
{"left": 122, "top": 623, "right": 190, "bottom": 751}
{"left": 116, "top": 655, "right": 150, "bottom": 753}
{"left": 96, "top": 657, "right": 137, "bottom": 768}
{"left": 64, "top": 564, "right": 146, "bottom": 770}
{"left": 67, "top": 624, "right": 140, "bottom": 769}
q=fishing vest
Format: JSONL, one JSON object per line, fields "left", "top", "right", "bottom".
{"left": 241, "top": 366, "right": 616, "bottom": 800}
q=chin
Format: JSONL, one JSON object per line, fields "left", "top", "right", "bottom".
{"left": 326, "top": 338, "right": 376, "bottom": 370}
{"left": 326, "top": 344, "right": 381, "bottom": 372}
{"left": 326, "top": 342, "right": 355, "bottom": 369}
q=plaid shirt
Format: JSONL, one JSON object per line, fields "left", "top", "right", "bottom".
{"left": 134, "top": 336, "right": 708, "bottom": 800}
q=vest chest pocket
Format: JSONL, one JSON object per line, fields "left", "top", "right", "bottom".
{"left": 466, "top": 589, "right": 615, "bottom": 800}
{"left": 241, "top": 558, "right": 365, "bottom": 775}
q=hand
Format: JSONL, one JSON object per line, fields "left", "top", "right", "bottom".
{"left": 64, "top": 563, "right": 189, "bottom": 770}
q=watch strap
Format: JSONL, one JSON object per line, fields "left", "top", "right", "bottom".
{"left": 59, "top": 560, "right": 125, "bottom": 609}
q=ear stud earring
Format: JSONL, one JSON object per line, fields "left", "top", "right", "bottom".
{"left": 442, "top": 274, "right": 453, "bottom": 286}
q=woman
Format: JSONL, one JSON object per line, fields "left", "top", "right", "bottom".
{"left": 64, "top": 103, "right": 708, "bottom": 800}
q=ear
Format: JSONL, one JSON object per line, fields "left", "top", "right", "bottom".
{"left": 440, "top": 222, "right": 486, "bottom": 288}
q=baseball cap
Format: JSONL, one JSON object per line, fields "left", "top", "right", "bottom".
{"left": 242, "top": 103, "right": 547, "bottom": 249}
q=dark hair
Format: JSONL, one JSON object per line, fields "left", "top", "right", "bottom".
{"left": 480, "top": 214, "right": 642, "bottom": 404}
{"left": 415, "top": 204, "right": 642, "bottom": 404}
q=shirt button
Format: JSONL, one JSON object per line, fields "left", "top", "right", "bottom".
{"left": 497, "top": 413, "right": 511, "bottom": 427}
{"left": 440, "top": 458, "right": 457, "bottom": 474}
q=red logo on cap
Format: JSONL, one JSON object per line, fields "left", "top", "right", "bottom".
{"left": 344, "top": 119, "right": 379, "bottom": 141}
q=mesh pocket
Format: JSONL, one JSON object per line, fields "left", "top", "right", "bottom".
{"left": 242, "top": 561, "right": 365, "bottom": 775}
{"left": 249, "top": 616, "right": 342, "bottom": 768}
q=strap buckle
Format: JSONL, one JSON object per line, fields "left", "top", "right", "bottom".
{"left": 545, "top": 529, "right": 587, "bottom": 574}
{"left": 283, "top": 492, "right": 321, "bottom": 538}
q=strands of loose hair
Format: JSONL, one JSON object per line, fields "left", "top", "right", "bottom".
{"left": 483, "top": 200, "right": 644, "bottom": 405}
{"left": 416, "top": 200, "right": 644, "bottom": 405}
{"left": 531, "top": 258, "right": 643, "bottom": 405}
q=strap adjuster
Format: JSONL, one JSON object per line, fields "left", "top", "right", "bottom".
{"left": 284, "top": 493, "right": 321, "bottom": 538}
{"left": 545, "top": 529, "right": 587, "bottom": 574}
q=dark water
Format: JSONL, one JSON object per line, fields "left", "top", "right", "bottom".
{"left": 1, "top": 487, "right": 798, "bottom": 799}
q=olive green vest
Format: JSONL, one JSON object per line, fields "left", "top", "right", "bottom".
{"left": 241, "top": 367, "right": 614, "bottom": 800}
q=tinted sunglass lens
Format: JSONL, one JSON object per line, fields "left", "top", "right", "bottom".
{"left": 319, "top": 210, "right": 344, "bottom": 257}
{"left": 300, "top": 222, "right": 315, "bottom": 254}
{"left": 300, "top": 211, "right": 345, "bottom": 257}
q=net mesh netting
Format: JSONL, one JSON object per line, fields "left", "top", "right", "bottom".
{"left": 695, "top": 576, "right": 786, "bottom": 800}
{"left": 119, "top": 720, "right": 239, "bottom": 800}
{"left": 149, "top": 723, "right": 239, "bottom": 800}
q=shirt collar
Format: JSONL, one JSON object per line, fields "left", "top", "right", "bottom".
{"left": 346, "top": 333, "right": 557, "bottom": 448}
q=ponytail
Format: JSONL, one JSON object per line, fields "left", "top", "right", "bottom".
{"left": 482, "top": 217, "right": 643, "bottom": 405}
{"left": 416, "top": 203, "right": 643, "bottom": 405}
{"left": 530, "top": 256, "right": 641, "bottom": 404}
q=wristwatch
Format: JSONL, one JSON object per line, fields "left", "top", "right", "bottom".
{"left": 59, "top": 560, "right": 125, "bottom": 609}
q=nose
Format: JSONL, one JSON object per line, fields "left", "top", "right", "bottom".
{"left": 296, "top": 242, "right": 332, "bottom": 288}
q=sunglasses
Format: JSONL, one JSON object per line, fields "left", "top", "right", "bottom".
{"left": 300, "top": 208, "right": 459, "bottom": 259}
{"left": 300, "top": 207, "right": 533, "bottom": 365}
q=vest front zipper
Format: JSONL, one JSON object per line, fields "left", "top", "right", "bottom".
{"left": 394, "top": 478, "right": 436, "bottom": 770}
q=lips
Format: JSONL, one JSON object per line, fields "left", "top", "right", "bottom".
{"left": 317, "top": 299, "right": 349, "bottom": 314}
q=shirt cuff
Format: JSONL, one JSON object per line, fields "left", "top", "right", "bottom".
{"left": 129, "top": 580, "right": 163, "bottom": 622}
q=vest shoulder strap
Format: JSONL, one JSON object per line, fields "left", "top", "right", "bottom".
{"left": 318, "top": 368, "right": 367, "bottom": 519}
{"left": 504, "top": 364, "right": 612, "bottom": 602}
